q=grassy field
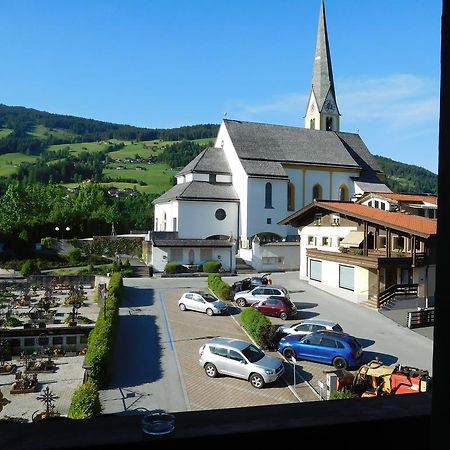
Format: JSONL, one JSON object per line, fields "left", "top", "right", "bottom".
{"left": 0, "top": 128, "right": 12, "bottom": 138}
{"left": 0, "top": 152, "right": 39, "bottom": 177}
{"left": 0, "top": 136, "right": 213, "bottom": 186}
{"left": 104, "top": 162, "right": 176, "bottom": 193}
{"left": 29, "top": 124, "right": 78, "bottom": 141}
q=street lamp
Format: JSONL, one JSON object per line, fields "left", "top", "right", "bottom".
{"left": 55, "top": 226, "right": 71, "bottom": 239}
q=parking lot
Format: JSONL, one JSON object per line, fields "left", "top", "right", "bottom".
{"left": 1, "top": 271, "right": 434, "bottom": 420}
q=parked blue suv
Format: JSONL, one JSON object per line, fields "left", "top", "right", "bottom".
{"left": 278, "top": 330, "right": 363, "bottom": 369}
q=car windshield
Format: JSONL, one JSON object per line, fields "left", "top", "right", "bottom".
{"left": 241, "top": 344, "right": 265, "bottom": 363}
{"left": 202, "top": 293, "right": 220, "bottom": 303}
{"left": 332, "top": 324, "right": 343, "bottom": 332}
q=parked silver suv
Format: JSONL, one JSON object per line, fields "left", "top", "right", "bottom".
{"left": 198, "top": 337, "right": 284, "bottom": 388}
{"left": 234, "top": 285, "right": 289, "bottom": 307}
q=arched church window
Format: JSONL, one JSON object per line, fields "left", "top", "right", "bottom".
{"left": 310, "top": 118, "right": 315, "bottom": 129}
{"left": 339, "top": 184, "right": 349, "bottom": 201}
{"left": 265, "top": 182, "right": 273, "bottom": 208}
{"left": 312, "top": 184, "right": 322, "bottom": 201}
{"left": 326, "top": 117, "right": 333, "bottom": 131}
{"left": 287, "top": 182, "right": 295, "bottom": 211}
{"left": 162, "top": 212, "right": 167, "bottom": 231}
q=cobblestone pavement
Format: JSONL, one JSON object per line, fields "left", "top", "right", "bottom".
{"left": 160, "top": 286, "right": 307, "bottom": 410}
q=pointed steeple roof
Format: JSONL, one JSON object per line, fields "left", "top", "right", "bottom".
{"left": 310, "top": 0, "right": 338, "bottom": 112}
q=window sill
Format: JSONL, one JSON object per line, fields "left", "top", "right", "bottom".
{"left": 2, "top": 394, "right": 432, "bottom": 450}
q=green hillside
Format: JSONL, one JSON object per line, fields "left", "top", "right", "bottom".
{"left": 374, "top": 155, "right": 438, "bottom": 194}
{"left": 0, "top": 103, "right": 438, "bottom": 195}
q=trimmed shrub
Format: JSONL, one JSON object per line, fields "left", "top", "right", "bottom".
{"left": 20, "top": 259, "right": 40, "bottom": 277}
{"left": 164, "top": 262, "right": 184, "bottom": 274}
{"left": 83, "top": 273, "right": 123, "bottom": 388}
{"left": 68, "top": 380, "right": 102, "bottom": 419}
{"left": 208, "top": 274, "right": 231, "bottom": 300}
{"left": 67, "top": 248, "right": 83, "bottom": 264}
{"left": 203, "top": 260, "right": 222, "bottom": 273}
{"left": 241, "top": 308, "right": 278, "bottom": 350}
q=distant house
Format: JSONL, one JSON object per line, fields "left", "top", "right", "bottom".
{"left": 280, "top": 200, "right": 436, "bottom": 309}
{"left": 357, "top": 192, "right": 438, "bottom": 219}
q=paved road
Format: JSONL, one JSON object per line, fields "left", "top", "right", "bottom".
{"left": 99, "top": 280, "right": 190, "bottom": 414}
{"left": 223, "top": 272, "right": 434, "bottom": 374}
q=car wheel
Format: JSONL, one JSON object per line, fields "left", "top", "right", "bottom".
{"left": 204, "top": 363, "right": 218, "bottom": 378}
{"left": 333, "top": 357, "right": 348, "bottom": 370}
{"left": 236, "top": 298, "right": 246, "bottom": 307}
{"left": 280, "top": 312, "right": 288, "bottom": 320}
{"left": 249, "top": 373, "right": 265, "bottom": 389}
{"left": 206, "top": 308, "right": 214, "bottom": 316}
{"left": 282, "top": 348, "right": 296, "bottom": 360}
{"left": 179, "top": 303, "right": 186, "bottom": 311}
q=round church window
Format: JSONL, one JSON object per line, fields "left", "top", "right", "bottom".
{"left": 215, "top": 208, "right": 226, "bottom": 221}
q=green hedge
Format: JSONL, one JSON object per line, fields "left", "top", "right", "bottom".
{"left": 240, "top": 308, "right": 278, "bottom": 350}
{"left": 68, "top": 380, "right": 102, "bottom": 419}
{"left": 208, "top": 274, "right": 231, "bottom": 300}
{"left": 84, "top": 272, "right": 123, "bottom": 388}
{"left": 203, "top": 260, "right": 222, "bottom": 273}
{"left": 164, "top": 262, "right": 184, "bottom": 273}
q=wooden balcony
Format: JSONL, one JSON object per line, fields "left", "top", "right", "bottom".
{"left": 306, "top": 248, "right": 426, "bottom": 269}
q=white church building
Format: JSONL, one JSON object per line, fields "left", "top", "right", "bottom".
{"left": 149, "top": 0, "right": 390, "bottom": 273}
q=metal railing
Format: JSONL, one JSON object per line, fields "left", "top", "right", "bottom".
{"left": 407, "top": 307, "right": 435, "bottom": 328}
{"left": 378, "top": 283, "right": 418, "bottom": 308}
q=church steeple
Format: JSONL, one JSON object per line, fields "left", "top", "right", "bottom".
{"left": 305, "top": 0, "right": 340, "bottom": 131}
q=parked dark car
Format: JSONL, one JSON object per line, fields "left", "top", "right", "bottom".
{"left": 251, "top": 296, "right": 297, "bottom": 320}
{"left": 278, "top": 330, "right": 363, "bottom": 369}
{"left": 230, "top": 273, "right": 271, "bottom": 295}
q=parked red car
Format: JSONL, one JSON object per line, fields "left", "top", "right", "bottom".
{"left": 251, "top": 296, "right": 297, "bottom": 320}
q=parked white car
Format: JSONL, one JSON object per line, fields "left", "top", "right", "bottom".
{"left": 277, "top": 318, "right": 343, "bottom": 337}
{"left": 233, "top": 285, "right": 290, "bottom": 307}
{"left": 178, "top": 291, "right": 228, "bottom": 316}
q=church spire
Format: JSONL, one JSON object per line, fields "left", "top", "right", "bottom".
{"left": 305, "top": 0, "right": 340, "bottom": 131}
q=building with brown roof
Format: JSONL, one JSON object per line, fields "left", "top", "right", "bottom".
{"left": 358, "top": 192, "right": 438, "bottom": 219}
{"left": 280, "top": 200, "right": 436, "bottom": 308}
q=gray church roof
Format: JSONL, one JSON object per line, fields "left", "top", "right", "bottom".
{"left": 224, "top": 119, "right": 383, "bottom": 173}
{"left": 152, "top": 180, "right": 239, "bottom": 204}
{"left": 178, "top": 147, "right": 231, "bottom": 176}
{"left": 310, "top": 0, "right": 338, "bottom": 113}
{"left": 240, "top": 159, "right": 288, "bottom": 179}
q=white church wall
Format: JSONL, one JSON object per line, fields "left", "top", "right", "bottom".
{"left": 246, "top": 178, "right": 289, "bottom": 239}
{"left": 330, "top": 171, "right": 358, "bottom": 200}
{"left": 216, "top": 123, "right": 249, "bottom": 243}
{"left": 251, "top": 241, "right": 300, "bottom": 272}
{"left": 152, "top": 246, "right": 169, "bottom": 272}
{"left": 305, "top": 170, "right": 330, "bottom": 203}
{"left": 177, "top": 201, "right": 238, "bottom": 239}
{"left": 154, "top": 202, "right": 179, "bottom": 232}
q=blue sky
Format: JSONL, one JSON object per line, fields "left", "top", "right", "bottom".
{"left": 0, "top": 0, "right": 441, "bottom": 173}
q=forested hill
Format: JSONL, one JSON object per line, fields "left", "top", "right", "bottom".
{"left": 0, "top": 104, "right": 219, "bottom": 154}
{"left": 374, "top": 155, "right": 438, "bottom": 194}
{"left": 0, "top": 103, "right": 438, "bottom": 194}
